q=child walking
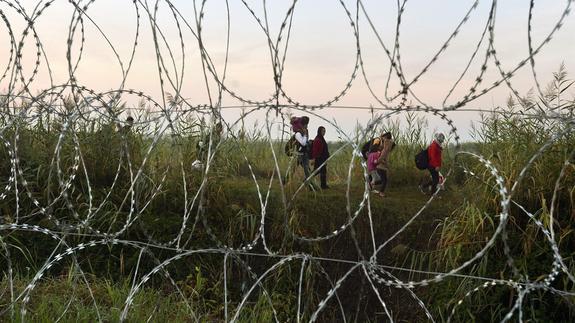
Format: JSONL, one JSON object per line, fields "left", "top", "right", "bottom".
{"left": 367, "top": 141, "right": 385, "bottom": 197}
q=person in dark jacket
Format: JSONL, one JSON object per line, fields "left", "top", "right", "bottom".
{"left": 311, "top": 126, "right": 330, "bottom": 189}
{"left": 421, "top": 132, "right": 445, "bottom": 194}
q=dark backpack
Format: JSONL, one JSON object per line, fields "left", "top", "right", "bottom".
{"left": 307, "top": 139, "right": 314, "bottom": 159}
{"left": 415, "top": 148, "right": 429, "bottom": 170}
{"left": 361, "top": 140, "right": 372, "bottom": 160}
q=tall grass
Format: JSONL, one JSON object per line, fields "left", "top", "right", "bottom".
{"left": 1, "top": 68, "right": 573, "bottom": 321}
{"left": 415, "top": 66, "right": 575, "bottom": 321}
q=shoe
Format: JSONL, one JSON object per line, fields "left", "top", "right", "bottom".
{"left": 321, "top": 185, "right": 330, "bottom": 190}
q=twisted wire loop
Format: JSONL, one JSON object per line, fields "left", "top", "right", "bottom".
{"left": 0, "top": 1, "right": 574, "bottom": 321}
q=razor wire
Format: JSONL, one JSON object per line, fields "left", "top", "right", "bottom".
{"left": 0, "top": 0, "right": 574, "bottom": 322}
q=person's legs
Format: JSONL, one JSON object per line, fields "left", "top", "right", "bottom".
{"left": 315, "top": 158, "right": 328, "bottom": 188}
{"left": 370, "top": 170, "right": 381, "bottom": 191}
{"left": 299, "top": 153, "right": 316, "bottom": 190}
{"left": 377, "top": 169, "right": 387, "bottom": 193}
{"left": 300, "top": 154, "right": 311, "bottom": 179}
{"left": 419, "top": 173, "right": 430, "bottom": 192}
{"left": 429, "top": 168, "right": 439, "bottom": 193}
{"left": 322, "top": 165, "right": 328, "bottom": 188}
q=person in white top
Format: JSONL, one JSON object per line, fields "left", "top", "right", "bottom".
{"left": 294, "top": 117, "right": 311, "bottom": 181}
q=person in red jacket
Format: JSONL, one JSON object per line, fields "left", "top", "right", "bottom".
{"left": 424, "top": 132, "right": 445, "bottom": 194}
{"left": 311, "top": 126, "right": 330, "bottom": 189}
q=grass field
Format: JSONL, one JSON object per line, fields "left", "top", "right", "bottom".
{"left": 1, "top": 71, "right": 575, "bottom": 321}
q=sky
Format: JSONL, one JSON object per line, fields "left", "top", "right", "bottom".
{"left": 1, "top": 0, "right": 574, "bottom": 141}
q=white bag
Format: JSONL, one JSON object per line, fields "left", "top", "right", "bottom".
{"left": 191, "top": 160, "right": 203, "bottom": 170}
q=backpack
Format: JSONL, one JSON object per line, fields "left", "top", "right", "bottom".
{"left": 284, "top": 134, "right": 313, "bottom": 158}
{"left": 285, "top": 135, "right": 298, "bottom": 156}
{"left": 361, "top": 140, "right": 372, "bottom": 160}
{"left": 415, "top": 148, "right": 429, "bottom": 170}
{"left": 307, "top": 139, "right": 314, "bottom": 159}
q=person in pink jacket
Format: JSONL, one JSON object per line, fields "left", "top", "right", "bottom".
{"left": 423, "top": 132, "right": 445, "bottom": 194}
{"left": 367, "top": 140, "right": 381, "bottom": 186}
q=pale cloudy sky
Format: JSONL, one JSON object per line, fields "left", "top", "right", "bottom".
{"left": 2, "top": 0, "right": 574, "bottom": 141}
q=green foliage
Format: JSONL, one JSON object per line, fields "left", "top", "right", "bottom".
{"left": 1, "top": 69, "right": 574, "bottom": 321}
{"left": 426, "top": 66, "right": 575, "bottom": 321}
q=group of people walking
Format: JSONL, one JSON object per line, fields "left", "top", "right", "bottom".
{"left": 288, "top": 116, "right": 330, "bottom": 190}
{"left": 189, "top": 115, "right": 446, "bottom": 197}
{"left": 288, "top": 115, "right": 446, "bottom": 197}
